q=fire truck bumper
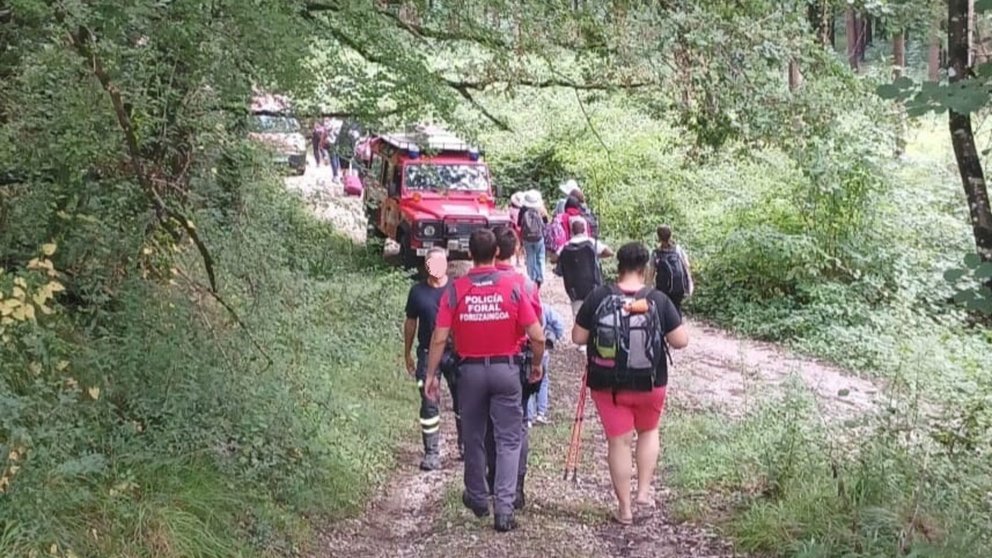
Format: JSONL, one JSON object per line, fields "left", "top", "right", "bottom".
{"left": 415, "top": 238, "right": 470, "bottom": 258}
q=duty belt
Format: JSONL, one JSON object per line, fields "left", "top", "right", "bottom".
{"left": 459, "top": 355, "right": 515, "bottom": 365}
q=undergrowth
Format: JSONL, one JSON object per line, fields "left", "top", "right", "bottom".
{"left": 479, "top": 75, "right": 992, "bottom": 557}
{"left": 0, "top": 153, "right": 414, "bottom": 557}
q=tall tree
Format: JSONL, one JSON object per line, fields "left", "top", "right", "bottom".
{"left": 948, "top": 0, "right": 992, "bottom": 261}
{"left": 846, "top": 8, "right": 866, "bottom": 71}
{"left": 929, "top": 32, "right": 942, "bottom": 80}
{"left": 893, "top": 29, "right": 907, "bottom": 156}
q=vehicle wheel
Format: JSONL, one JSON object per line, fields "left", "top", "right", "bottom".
{"left": 398, "top": 233, "right": 421, "bottom": 270}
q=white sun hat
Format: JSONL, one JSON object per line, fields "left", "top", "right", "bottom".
{"left": 510, "top": 191, "right": 525, "bottom": 207}
{"left": 559, "top": 178, "right": 580, "bottom": 196}
{"left": 520, "top": 189, "right": 544, "bottom": 209}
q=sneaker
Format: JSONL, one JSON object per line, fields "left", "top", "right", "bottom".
{"left": 534, "top": 414, "right": 550, "bottom": 425}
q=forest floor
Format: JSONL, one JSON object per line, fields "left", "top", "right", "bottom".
{"left": 287, "top": 162, "right": 884, "bottom": 558}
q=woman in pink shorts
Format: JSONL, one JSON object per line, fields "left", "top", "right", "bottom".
{"left": 572, "top": 241, "right": 688, "bottom": 525}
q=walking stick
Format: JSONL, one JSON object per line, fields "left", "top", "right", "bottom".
{"left": 563, "top": 371, "right": 588, "bottom": 482}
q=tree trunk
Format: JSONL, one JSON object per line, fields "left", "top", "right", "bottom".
{"left": 846, "top": 8, "right": 860, "bottom": 71}
{"left": 893, "top": 31, "right": 907, "bottom": 157}
{"left": 855, "top": 13, "right": 871, "bottom": 61}
{"left": 788, "top": 58, "right": 803, "bottom": 91}
{"left": 929, "top": 33, "right": 942, "bottom": 80}
{"left": 949, "top": 0, "right": 992, "bottom": 261}
{"left": 830, "top": 13, "right": 836, "bottom": 48}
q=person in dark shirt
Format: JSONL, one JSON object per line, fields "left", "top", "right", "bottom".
{"left": 572, "top": 241, "right": 688, "bottom": 525}
{"left": 404, "top": 247, "right": 460, "bottom": 470}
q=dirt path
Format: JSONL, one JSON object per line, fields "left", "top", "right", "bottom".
{"left": 289, "top": 166, "right": 883, "bottom": 557}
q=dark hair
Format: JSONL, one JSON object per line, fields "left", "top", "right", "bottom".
{"left": 617, "top": 242, "right": 650, "bottom": 276}
{"left": 469, "top": 228, "right": 498, "bottom": 263}
{"left": 657, "top": 224, "right": 673, "bottom": 247}
{"left": 570, "top": 189, "right": 585, "bottom": 204}
{"left": 565, "top": 196, "right": 581, "bottom": 211}
{"left": 492, "top": 225, "right": 517, "bottom": 261}
{"left": 570, "top": 216, "right": 587, "bottom": 235}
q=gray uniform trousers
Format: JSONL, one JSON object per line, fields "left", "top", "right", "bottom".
{"left": 458, "top": 358, "right": 523, "bottom": 515}
{"left": 485, "top": 385, "right": 531, "bottom": 492}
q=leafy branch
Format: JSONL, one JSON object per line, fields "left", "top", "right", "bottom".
{"left": 68, "top": 25, "right": 218, "bottom": 293}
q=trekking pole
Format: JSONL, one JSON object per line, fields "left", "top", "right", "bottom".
{"left": 563, "top": 371, "right": 588, "bottom": 481}
{"left": 570, "top": 382, "right": 588, "bottom": 483}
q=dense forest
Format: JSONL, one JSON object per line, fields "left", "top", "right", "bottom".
{"left": 2, "top": 1, "right": 992, "bottom": 557}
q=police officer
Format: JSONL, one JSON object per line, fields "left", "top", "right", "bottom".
{"left": 424, "top": 228, "right": 545, "bottom": 532}
{"left": 486, "top": 225, "right": 542, "bottom": 509}
{"left": 403, "top": 247, "right": 461, "bottom": 470}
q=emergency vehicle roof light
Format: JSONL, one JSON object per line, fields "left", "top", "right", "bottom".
{"left": 468, "top": 148, "right": 480, "bottom": 161}
{"left": 407, "top": 146, "right": 420, "bottom": 159}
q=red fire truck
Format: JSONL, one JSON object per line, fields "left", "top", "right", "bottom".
{"left": 358, "top": 125, "right": 510, "bottom": 268}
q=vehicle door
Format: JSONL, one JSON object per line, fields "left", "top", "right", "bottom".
{"left": 381, "top": 160, "right": 403, "bottom": 238}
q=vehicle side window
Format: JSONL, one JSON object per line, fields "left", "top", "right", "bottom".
{"left": 385, "top": 162, "right": 399, "bottom": 196}
{"left": 370, "top": 155, "right": 383, "bottom": 184}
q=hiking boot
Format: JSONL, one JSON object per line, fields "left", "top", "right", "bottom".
{"left": 462, "top": 491, "right": 490, "bottom": 518}
{"left": 419, "top": 431, "right": 441, "bottom": 471}
{"left": 494, "top": 513, "right": 518, "bottom": 532}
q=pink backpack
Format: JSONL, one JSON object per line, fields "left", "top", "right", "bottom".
{"left": 343, "top": 174, "right": 363, "bottom": 196}
{"left": 544, "top": 216, "right": 567, "bottom": 252}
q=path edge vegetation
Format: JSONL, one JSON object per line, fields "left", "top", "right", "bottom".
{"left": 3, "top": 1, "right": 992, "bottom": 557}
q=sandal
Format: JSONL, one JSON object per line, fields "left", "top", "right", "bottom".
{"left": 634, "top": 497, "right": 656, "bottom": 509}
{"left": 612, "top": 511, "right": 633, "bottom": 526}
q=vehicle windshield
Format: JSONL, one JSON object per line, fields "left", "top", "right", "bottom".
{"left": 404, "top": 164, "right": 489, "bottom": 193}
{"left": 249, "top": 114, "right": 301, "bottom": 134}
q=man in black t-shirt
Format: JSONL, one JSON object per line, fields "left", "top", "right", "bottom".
{"left": 404, "top": 248, "right": 461, "bottom": 470}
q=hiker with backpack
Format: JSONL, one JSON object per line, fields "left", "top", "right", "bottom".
{"left": 508, "top": 191, "right": 526, "bottom": 267}
{"left": 516, "top": 190, "right": 548, "bottom": 288}
{"left": 646, "top": 225, "right": 694, "bottom": 316}
{"left": 311, "top": 120, "right": 327, "bottom": 167}
{"left": 423, "top": 229, "right": 546, "bottom": 533}
{"left": 526, "top": 301, "right": 565, "bottom": 427}
{"left": 571, "top": 242, "right": 688, "bottom": 526}
{"left": 403, "top": 248, "right": 462, "bottom": 471}
{"left": 553, "top": 217, "right": 614, "bottom": 317}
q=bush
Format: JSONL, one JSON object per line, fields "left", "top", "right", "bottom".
{"left": 0, "top": 156, "right": 415, "bottom": 556}
{"left": 663, "top": 384, "right": 992, "bottom": 558}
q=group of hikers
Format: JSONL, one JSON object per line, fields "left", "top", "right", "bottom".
{"left": 310, "top": 118, "right": 362, "bottom": 181}
{"left": 402, "top": 179, "right": 695, "bottom": 531}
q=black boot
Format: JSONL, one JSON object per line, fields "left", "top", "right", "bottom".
{"left": 494, "top": 513, "right": 518, "bottom": 532}
{"left": 419, "top": 431, "right": 441, "bottom": 471}
{"left": 513, "top": 475, "right": 526, "bottom": 510}
{"left": 462, "top": 491, "right": 490, "bottom": 518}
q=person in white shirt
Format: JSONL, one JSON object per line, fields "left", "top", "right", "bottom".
{"left": 553, "top": 218, "right": 614, "bottom": 316}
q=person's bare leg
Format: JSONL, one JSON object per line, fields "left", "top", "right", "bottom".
{"left": 606, "top": 433, "right": 634, "bottom": 523}
{"left": 634, "top": 427, "right": 659, "bottom": 506}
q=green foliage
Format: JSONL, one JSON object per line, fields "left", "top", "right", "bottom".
{"left": 663, "top": 386, "right": 992, "bottom": 558}
{"left": 1, "top": 164, "right": 415, "bottom": 556}
{"left": 944, "top": 253, "right": 992, "bottom": 314}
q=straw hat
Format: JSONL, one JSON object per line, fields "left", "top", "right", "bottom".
{"left": 559, "top": 179, "right": 580, "bottom": 196}
{"left": 520, "top": 189, "right": 543, "bottom": 209}
{"left": 510, "top": 191, "right": 525, "bottom": 207}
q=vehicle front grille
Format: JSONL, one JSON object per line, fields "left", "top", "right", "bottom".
{"left": 444, "top": 220, "right": 489, "bottom": 238}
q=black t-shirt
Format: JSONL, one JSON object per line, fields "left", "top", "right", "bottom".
{"left": 575, "top": 285, "right": 682, "bottom": 387}
{"left": 405, "top": 281, "right": 448, "bottom": 352}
